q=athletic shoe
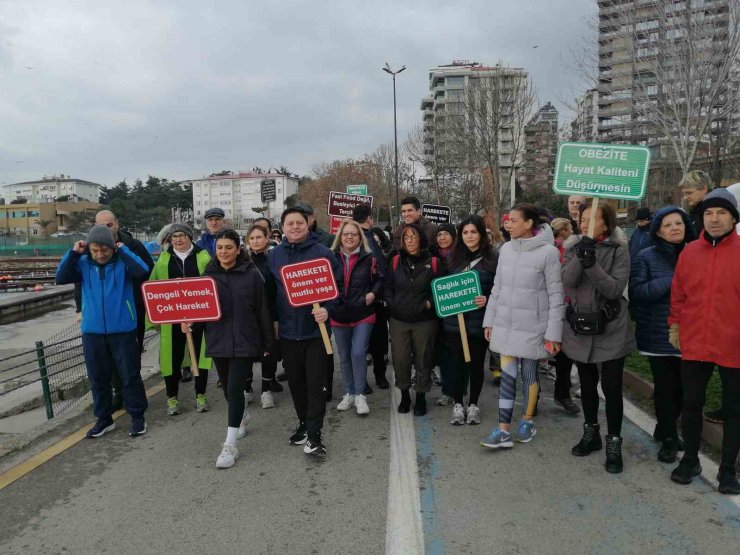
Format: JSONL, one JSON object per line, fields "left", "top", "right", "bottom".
{"left": 195, "top": 394, "right": 209, "bottom": 413}
{"left": 86, "top": 417, "right": 115, "bottom": 439}
{"left": 337, "top": 394, "right": 355, "bottom": 411}
{"left": 432, "top": 368, "right": 442, "bottom": 386}
{"left": 289, "top": 421, "right": 308, "bottom": 445}
{"left": 237, "top": 408, "right": 251, "bottom": 439}
{"left": 717, "top": 466, "right": 740, "bottom": 495}
{"left": 129, "top": 418, "right": 147, "bottom": 437}
{"left": 554, "top": 396, "right": 580, "bottom": 416}
{"left": 276, "top": 371, "right": 288, "bottom": 382}
{"left": 355, "top": 394, "right": 370, "bottom": 415}
{"left": 671, "top": 458, "right": 702, "bottom": 485}
{"left": 304, "top": 437, "right": 327, "bottom": 457}
{"left": 260, "top": 391, "right": 275, "bottom": 409}
{"left": 466, "top": 404, "right": 481, "bottom": 425}
{"left": 451, "top": 403, "right": 466, "bottom": 426}
{"left": 376, "top": 377, "right": 390, "bottom": 389}
{"left": 269, "top": 379, "right": 284, "bottom": 393}
{"left": 704, "top": 408, "right": 724, "bottom": 424}
{"left": 245, "top": 390, "right": 253, "bottom": 406}
{"left": 436, "top": 394, "right": 452, "bottom": 407}
{"left": 216, "top": 443, "right": 239, "bottom": 469}
{"left": 516, "top": 420, "right": 537, "bottom": 443}
{"left": 481, "top": 428, "right": 513, "bottom": 449}
{"left": 166, "top": 397, "right": 181, "bottom": 416}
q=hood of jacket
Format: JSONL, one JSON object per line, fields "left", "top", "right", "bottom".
{"left": 509, "top": 223, "right": 555, "bottom": 253}
{"left": 649, "top": 205, "right": 697, "bottom": 243}
{"left": 564, "top": 226, "right": 628, "bottom": 250}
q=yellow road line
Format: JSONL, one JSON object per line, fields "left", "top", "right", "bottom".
{"left": 0, "top": 382, "right": 165, "bottom": 491}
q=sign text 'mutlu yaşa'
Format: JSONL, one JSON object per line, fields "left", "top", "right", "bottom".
{"left": 280, "top": 258, "right": 339, "bottom": 308}
{"left": 553, "top": 142, "right": 651, "bottom": 201}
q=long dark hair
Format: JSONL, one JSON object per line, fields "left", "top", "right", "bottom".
{"left": 448, "top": 215, "right": 497, "bottom": 274}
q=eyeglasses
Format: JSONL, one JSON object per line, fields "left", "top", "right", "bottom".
{"left": 171, "top": 233, "right": 188, "bottom": 240}
{"left": 341, "top": 232, "right": 360, "bottom": 237}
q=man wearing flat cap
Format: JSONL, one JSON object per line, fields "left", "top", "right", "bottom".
{"left": 196, "top": 207, "right": 226, "bottom": 255}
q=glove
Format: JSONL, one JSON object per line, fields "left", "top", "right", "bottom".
{"left": 576, "top": 236, "right": 596, "bottom": 269}
{"left": 668, "top": 323, "right": 680, "bottom": 351}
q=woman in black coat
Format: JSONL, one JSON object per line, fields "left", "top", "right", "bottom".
{"left": 629, "top": 206, "right": 696, "bottom": 464}
{"left": 442, "top": 215, "right": 498, "bottom": 426}
{"left": 183, "top": 229, "right": 273, "bottom": 469}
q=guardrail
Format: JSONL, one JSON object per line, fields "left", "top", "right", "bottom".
{"left": 0, "top": 324, "right": 157, "bottom": 419}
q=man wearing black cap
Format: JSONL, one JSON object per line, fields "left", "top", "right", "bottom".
{"left": 196, "top": 207, "right": 226, "bottom": 255}
{"left": 295, "top": 201, "right": 334, "bottom": 247}
{"left": 628, "top": 207, "right": 653, "bottom": 265}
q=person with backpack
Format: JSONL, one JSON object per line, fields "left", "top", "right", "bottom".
{"left": 330, "top": 220, "right": 384, "bottom": 416}
{"left": 384, "top": 223, "right": 446, "bottom": 416}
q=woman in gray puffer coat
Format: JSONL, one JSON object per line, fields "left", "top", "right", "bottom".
{"left": 482, "top": 203, "right": 564, "bottom": 449}
{"left": 563, "top": 201, "right": 635, "bottom": 475}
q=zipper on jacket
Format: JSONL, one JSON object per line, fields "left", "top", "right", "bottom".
{"left": 701, "top": 246, "right": 718, "bottom": 361}
{"left": 99, "top": 264, "right": 108, "bottom": 334}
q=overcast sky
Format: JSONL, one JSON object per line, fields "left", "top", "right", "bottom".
{"left": 0, "top": 0, "right": 596, "bottom": 187}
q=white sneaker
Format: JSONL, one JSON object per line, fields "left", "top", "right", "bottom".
{"left": 245, "top": 391, "right": 253, "bottom": 406}
{"left": 355, "top": 394, "right": 369, "bottom": 415}
{"left": 216, "top": 442, "right": 239, "bottom": 469}
{"left": 336, "top": 394, "right": 355, "bottom": 411}
{"left": 436, "top": 394, "right": 452, "bottom": 406}
{"left": 466, "top": 403, "right": 481, "bottom": 425}
{"left": 261, "top": 391, "right": 275, "bottom": 409}
{"left": 237, "top": 408, "right": 251, "bottom": 439}
{"left": 451, "top": 403, "right": 465, "bottom": 426}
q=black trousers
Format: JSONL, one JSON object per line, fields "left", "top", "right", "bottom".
{"left": 681, "top": 361, "right": 740, "bottom": 469}
{"left": 282, "top": 338, "right": 327, "bottom": 441}
{"left": 577, "top": 357, "right": 625, "bottom": 436}
{"left": 246, "top": 342, "right": 282, "bottom": 393}
{"left": 163, "top": 326, "right": 208, "bottom": 398}
{"left": 647, "top": 356, "right": 682, "bottom": 441}
{"left": 447, "top": 333, "right": 487, "bottom": 406}
{"left": 554, "top": 350, "right": 573, "bottom": 400}
{"left": 368, "top": 302, "right": 389, "bottom": 381}
{"left": 213, "top": 357, "right": 256, "bottom": 428}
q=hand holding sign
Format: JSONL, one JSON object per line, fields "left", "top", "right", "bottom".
{"left": 432, "top": 271, "right": 482, "bottom": 362}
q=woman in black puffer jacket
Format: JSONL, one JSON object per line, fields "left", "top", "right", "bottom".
{"left": 330, "top": 220, "right": 384, "bottom": 416}
{"left": 384, "top": 223, "right": 446, "bottom": 416}
{"left": 629, "top": 206, "right": 696, "bottom": 464}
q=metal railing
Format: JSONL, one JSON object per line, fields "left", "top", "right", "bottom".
{"left": 0, "top": 323, "right": 157, "bottom": 419}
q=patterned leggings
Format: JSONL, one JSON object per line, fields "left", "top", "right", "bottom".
{"left": 498, "top": 356, "right": 540, "bottom": 425}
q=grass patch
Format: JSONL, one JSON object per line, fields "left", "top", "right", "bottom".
{"left": 625, "top": 352, "right": 721, "bottom": 411}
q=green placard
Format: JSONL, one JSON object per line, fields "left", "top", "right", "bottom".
{"left": 431, "top": 271, "right": 482, "bottom": 318}
{"left": 553, "top": 142, "right": 651, "bottom": 201}
{"left": 346, "top": 184, "right": 368, "bottom": 195}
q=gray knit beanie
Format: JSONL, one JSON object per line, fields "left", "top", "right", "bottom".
{"left": 169, "top": 223, "right": 194, "bottom": 239}
{"left": 86, "top": 225, "right": 116, "bottom": 249}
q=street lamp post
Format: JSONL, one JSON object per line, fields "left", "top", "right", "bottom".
{"left": 383, "top": 63, "right": 405, "bottom": 229}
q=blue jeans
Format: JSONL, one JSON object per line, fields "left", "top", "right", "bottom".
{"left": 82, "top": 331, "right": 148, "bottom": 420}
{"left": 333, "top": 323, "right": 373, "bottom": 395}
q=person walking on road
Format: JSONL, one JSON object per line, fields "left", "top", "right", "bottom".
{"left": 629, "top": 206, "right": 696, "bottom": 464}
{"left": 432, "top": 223, "right": 457, "bottom": 401}
{"left": 195, "top": 207, "right": 226, "bottom": 256}
{"left": 148, "top": 224, "right": 212, "bottom": 416}
{"left": 268, "top": 207, "right": 344, "bottom": 457}
{"left": 330, "top": 220, "right": 383, "bottom": 416}
{"left": 481, "top": 204, "right": 564, "bottom": 449}
{"left": 562, "top": 202, "right": 634, "bottom": 474}
{"left": 183, "top": 229, "right": 274, "bottom": 469}
{"left": 444, "top": 216, "right": 498, "bottom": 426}
{"left": 668, "top": 189, "right": 740, "bottom": 495}
{"left": 56, "top": 225, "right": 150, "bottom": 438}
{"left": 385, "top": 223, "right": 445, "bottom": 416}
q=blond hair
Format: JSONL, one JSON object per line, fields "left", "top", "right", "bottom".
{"left": 331, "top": 219, "right": 370, "bottom": 253}
{"left": 678, "top": 170, "right": 712, "bottom": 191}
{"left": 550, "top": 217, "right": 573, "bottom": 239}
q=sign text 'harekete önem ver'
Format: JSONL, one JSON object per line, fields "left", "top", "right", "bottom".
{"left": 432, "top": 271, "right": 482, "bottom": 318}
{"left": 280, "top": 258, "right": 339, "bottom": 307}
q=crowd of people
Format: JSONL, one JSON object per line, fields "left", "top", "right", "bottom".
{"left": 56, "top": 170, "right": 739, "bottom": 494}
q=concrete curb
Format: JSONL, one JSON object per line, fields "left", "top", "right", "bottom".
{"left": 623, "top": 368, "right": 724, "bottom": 450}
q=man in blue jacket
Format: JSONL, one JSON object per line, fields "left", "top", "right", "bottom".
{"left": 195, "top": 207, "right": 225, "bottom": 255}
{"left": 628, "top": 207, "right": 653, "bottom": 264}
{"left": 56, "top": 225, "right": 151, "bottom": 438}
{"left": 268, "top": 206, "right": 343, "bottom": 457}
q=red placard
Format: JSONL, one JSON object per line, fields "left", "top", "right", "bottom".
{"left": 327, "top": 191, "right": 373, "bottom": 217}
{"left": 329, "top": 215, "right": 346, "bottom": 234}
{"left": 279, "top": 258, "right": 338, "bottom": 307}
{"left": 142, "top": 276, "right": 221, "bottom": 324}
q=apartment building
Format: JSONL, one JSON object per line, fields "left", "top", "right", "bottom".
{"left": 1, "top": 175, "right": 101, "bottom": 204}
{"left": 520, "top": 102, "right": 559, "bottom": 191}
{"left": 571, "top": 89, "right": 600, "bottom": 142}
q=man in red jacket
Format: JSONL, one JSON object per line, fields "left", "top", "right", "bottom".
{"left": 668, "top": 188, "right": 740, "bottom": 495}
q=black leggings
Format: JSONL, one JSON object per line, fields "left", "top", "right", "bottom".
{"left": 163, "top": 325, "right": 208, "bottom": 398}
{"left": 447, "top": 333, "right": 487, "bottom": 406}
{"left": 577, "top": 358, "right": 625, "bottom": 436}
{"left": 164, "top": 368, "right": 208, "bottom": 398}
{"left": 648, "top": 356, "right": 682, "bottom": 441}
{"left": 213, "top": 357, "right": 256, "bottom": 428}
{"left": 554, "top": 350, "right": 573, "bottom": 400}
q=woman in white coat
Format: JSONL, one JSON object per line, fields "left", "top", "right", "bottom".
{"left": 482, "top": 203, "right": 565, "bottom": 449}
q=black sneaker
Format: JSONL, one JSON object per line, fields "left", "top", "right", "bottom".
{"left": 376, "top": 377, "right": 390, "bottom": 389}
{"left": 554, "top": 396, "right": 581, "bottom": 416}
{"left": 129, "top": 417, "right": 147, "bottom": 437}
{"left": 704, "top": 408, "right": 724, "bottom": 424}
{"left": 304, "top": 437, "right": 327, "bottom": 457}
{"left": 717, "top": 466, "right": 740, "bottom": 495}
{"left": 269, "top": 379, "right": 284, "bottom": 393}
{"left": 86, "top": 417, "right": 115, "bottom": 439}
{"left": 658, "top": 439, "right": 679, "bottom": 463}
{"left": 289, "top": 422, "right": 308, "bottom": 445}
{"left": 671, "top": 458, "right": 702, "bottom": 485}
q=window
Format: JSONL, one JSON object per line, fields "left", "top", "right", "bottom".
{"left": 28, "top": 210, "right": 40, "bottom": 217}
{"left": 446, "top": 76, "right": 464, "bottom": 87}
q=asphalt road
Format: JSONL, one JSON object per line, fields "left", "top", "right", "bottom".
{"left": 0, "top": 357, "right": 738, "bottom": 554}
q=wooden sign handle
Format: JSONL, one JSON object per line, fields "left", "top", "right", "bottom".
{"left": 457, "top": 313, "right": 471, "bottom": 363}
{"left": 587, "top": 197, "right": 599, "bottom": 238}
{"left": 313, "top": 302, "right": 333, "bottom": 355}
{"left": 185, "top": 330, "right": 200, "bottom": 378}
